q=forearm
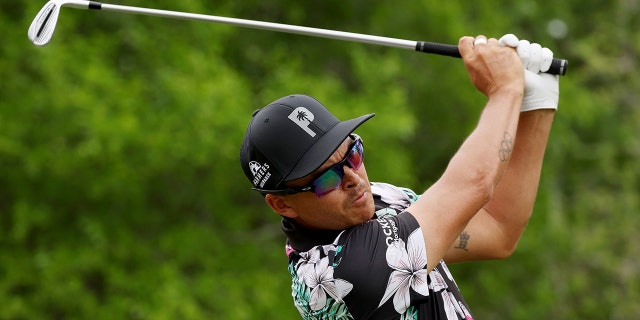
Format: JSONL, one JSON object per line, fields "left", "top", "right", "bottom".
{"left": 443, "top": 35, "right": 560, "bottom": 263}
{"left": 413, "top": 34, "right": 527, "bottom": 271}
{"left": 413, "top": 89, "right": 522, "bottom": 271}
{"left": 483, "top": 109, "right": 555, "bottom": 248}
{"left": 450, "top": 90, "right": 522, "bottom": 189}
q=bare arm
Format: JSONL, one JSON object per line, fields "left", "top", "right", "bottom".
{"left": 444, "top": 109, "right": 555, "bottom": 262}
{"left": 407, "top": 36, "right": 524, "bottom": 272}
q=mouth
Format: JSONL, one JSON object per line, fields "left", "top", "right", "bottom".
{"left": 352, "top": 190, "right": 367, "bottom": 204}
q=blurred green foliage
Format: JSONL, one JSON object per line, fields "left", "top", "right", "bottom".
{"left": 1, "top": 0, "right": 638, "bottom": 319}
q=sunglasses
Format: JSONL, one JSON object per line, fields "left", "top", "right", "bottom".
{"left": 261, "top": 135, "right": 364, "bottom": 198}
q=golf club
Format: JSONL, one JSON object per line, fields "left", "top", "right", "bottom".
{"left": 28, "top": 0, "right": 568, "bottom": 75}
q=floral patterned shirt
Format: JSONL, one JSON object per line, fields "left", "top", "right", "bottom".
{"left": 282, "top": 182, "right": 474, "bottom": 320}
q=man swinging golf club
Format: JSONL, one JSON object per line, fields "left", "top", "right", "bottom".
{"left": 240, "top": 34, "right": 558, "bottom": 319}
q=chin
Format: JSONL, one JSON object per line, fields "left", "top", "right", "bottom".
{"left": 357, "top": 202, "right": 376, "bottom": 223}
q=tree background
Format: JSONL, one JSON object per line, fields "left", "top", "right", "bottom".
{"left": 1, "top": 0, "right": 638, "bottom": 318}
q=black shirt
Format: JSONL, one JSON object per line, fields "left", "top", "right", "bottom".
{"left": 283, "top": 182, "right": 474, "bottom": 319}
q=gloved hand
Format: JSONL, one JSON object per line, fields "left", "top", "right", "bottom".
{"left": 499, "top": 34, "right": 559, "bottom": 112}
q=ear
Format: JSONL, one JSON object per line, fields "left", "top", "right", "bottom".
{"left": 265, "top": 194, "right": 298, "bottom": 218}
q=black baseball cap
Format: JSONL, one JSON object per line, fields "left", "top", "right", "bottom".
{"left": 240, "top": 94, "right": 375, "bottom": 192}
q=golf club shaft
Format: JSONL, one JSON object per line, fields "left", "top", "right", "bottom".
{"left": 35, "top": 1, "right": 569, "bottom": 75}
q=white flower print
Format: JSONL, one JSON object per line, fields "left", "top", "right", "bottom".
{"left": 298, "top": 245, "right": 321, "bottom": 264}
{"left": 378, "top": 229, "right": 430, "bottom": 314}
{"left": 431, "top": 265, "right": 470, "bottom": 319}
{"left": 440, "top": 261, "right": 461, "bottom": 288}
{"left": 441, "top": 290, "right": 462, "bottom": 320}
{"left": 373, "top": 183, "right": 413, "bottom": 212}
{"left": 298, "top": 254, "right": 353, "bottom": 311}
{"left": 429, "top": 269, "right": 448, "bottom": 292}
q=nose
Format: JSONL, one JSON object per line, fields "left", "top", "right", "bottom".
{"left": 341, "top": 164, "right": 362, "bottom": 189}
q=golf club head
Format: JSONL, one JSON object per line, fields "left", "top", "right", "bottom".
{"left": 28, "top": 1, "right": 61, "bottom": 46}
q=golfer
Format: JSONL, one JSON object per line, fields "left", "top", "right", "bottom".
{"left": 240, "top": 34, "right": 559, "bottom": 319}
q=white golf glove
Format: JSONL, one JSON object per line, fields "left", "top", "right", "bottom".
{"left": 499, "top": 34, "right": 559, "bottom": 112}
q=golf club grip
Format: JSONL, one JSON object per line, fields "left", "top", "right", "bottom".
{"left": 415, "top": 41, "right": 568, "bottom": 76}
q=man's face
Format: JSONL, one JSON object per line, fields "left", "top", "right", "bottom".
{"left": 267, "top": 137, "right": 375, "bottom": 230}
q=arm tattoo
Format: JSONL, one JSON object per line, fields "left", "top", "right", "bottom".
{"left": 455, "top": 231, "right": 470, "bottom": 251}
{"left": 499, "top": 132, "right": 514, "bottom": 162}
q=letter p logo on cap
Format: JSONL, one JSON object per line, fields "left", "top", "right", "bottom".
{"left": 288, "top": 107, "right": 316, "bottom": 137}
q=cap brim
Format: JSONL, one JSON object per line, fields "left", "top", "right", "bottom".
{"left": 284, "top": 113, "right": 375, "bottom": 182}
